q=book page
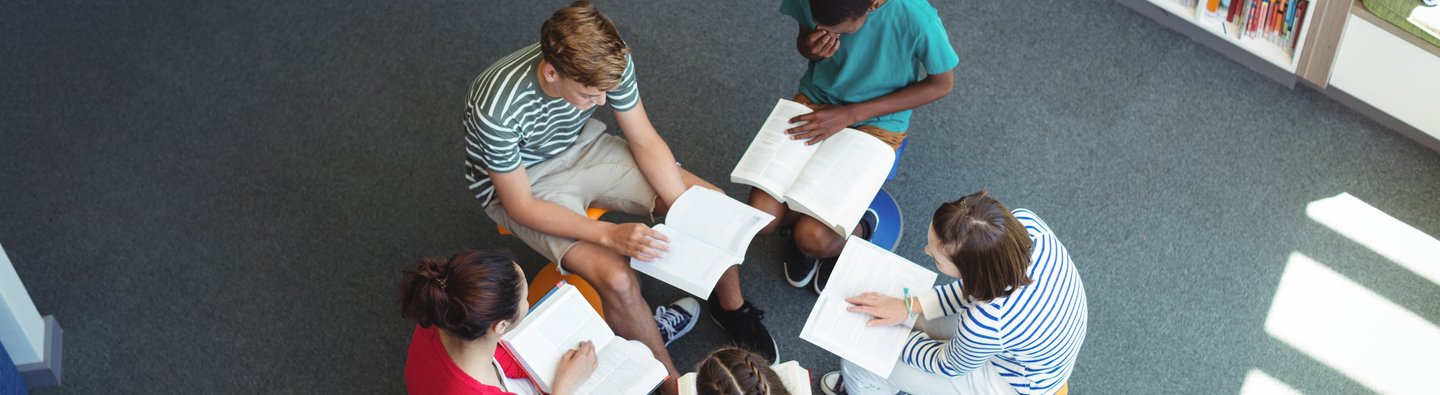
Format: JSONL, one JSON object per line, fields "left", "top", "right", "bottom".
{"left": 772, "top": 361, "right": 813, "bottom": 395}
{"left": 575, "top": 340, "right": 667, "bottom": 395}
{"left": 630, "top": 225, "right": 738, "bottom": 299}
{"left": 665, "top": 186, "right": 775, "bottom": 256}
{"left": 730, "top": 99, "right": 822, "bottom": 202}
{"left": 784, "top": 129, "right": 894, "bottom": 236}
{"left": 799, "top": 237, "right": 937, "bottom": 378}
{"left": 676, "top": 373, "right": 698, "bottom": 395}
{"left": 501, "top": 285, "right": 615, "bottom": 393}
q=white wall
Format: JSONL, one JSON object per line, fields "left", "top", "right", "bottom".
{"left": 1329, "top": 14, "right": 1440, "bottom": 141}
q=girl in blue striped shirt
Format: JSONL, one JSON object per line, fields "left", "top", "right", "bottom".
{"left": 826, "top": 191, "right": 1088, "bottom": 395}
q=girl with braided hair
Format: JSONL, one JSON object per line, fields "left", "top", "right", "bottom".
{"left": 400, "top": 249, "right": 597, "bottom": 395}
{"left": 693, "top": 348, "right": 793, "bottom": 395}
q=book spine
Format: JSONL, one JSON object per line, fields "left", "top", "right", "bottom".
{"left": 1291, "top": 0, "right": 1309, "bottom": 52}
{"left": 529, "top": 281, "right": 569, "bottom": 313}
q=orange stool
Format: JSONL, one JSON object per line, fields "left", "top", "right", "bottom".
{"left": 500, "top": 208, "right": 608, "bottom": 316}
{"left": 1055, "top": 382, "right": 1069, "bottom": 395}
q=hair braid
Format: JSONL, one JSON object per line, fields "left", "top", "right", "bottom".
{"left": 694, "top": 348, "right": 791, "bottom": 395}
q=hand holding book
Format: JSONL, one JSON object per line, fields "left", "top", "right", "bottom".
{"left": 601, "top": 223, "right": 670, "bottom": 262}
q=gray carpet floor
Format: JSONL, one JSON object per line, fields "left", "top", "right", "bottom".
{"left": 3, "top": 0, "right": 1438, "bottom": 393}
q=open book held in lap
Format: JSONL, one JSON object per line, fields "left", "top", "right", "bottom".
{"left": 500, "top": 284, "right": 666, "bottom": 395}
{"left": 731, "top": 99, "right": 895, "bottom": 236}
{"left": 630, "top": 186, "right": 775, "bottom": 299}
{"left": 799, "top": 236, "right": 937, "bottom": 378}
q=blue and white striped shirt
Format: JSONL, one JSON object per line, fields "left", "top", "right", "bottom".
{"left": 904, "top": 209, "right": 1088, "bottom": 395}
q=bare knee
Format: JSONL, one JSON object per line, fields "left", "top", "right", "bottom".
{"left": 564, "top": 245, "right": 643, "bottom": 301}
{"left": 749, "top": 188, "right": 787, "bottom": 236}
{"left": 795, "top": 220, "right": 843, "bottom": 258}
{"left": 589, "top": 262, "right": 641, "bottom": 301}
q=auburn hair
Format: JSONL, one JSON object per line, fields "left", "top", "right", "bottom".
{"left": 932, "top": 191, "right": 1033, "bottom": 302}
{"left": 695, "top": 348, "right": 791, "bottom": 395}
{"left": 398, "top": 249, "right": 523, "bottom": 341}
{"left": 540, "top": 1, "right": 630, "bottom": 91}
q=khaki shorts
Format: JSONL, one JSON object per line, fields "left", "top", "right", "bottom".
{"left": 485, "top": 119, "right": 658, "bottom": 272}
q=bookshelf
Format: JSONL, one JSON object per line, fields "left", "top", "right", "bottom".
{"left": 1118, "top": 0, "right": 1440, "bottom": 152}
{"left": 1118, "top": 0, "right": 1347, "bottom": 87}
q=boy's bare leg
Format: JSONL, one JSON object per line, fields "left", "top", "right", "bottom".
{"left": 793, "top": 215, "right": 851, "bottom": 259}
{"left": 561, "top": 242, "right": 680, "bottom": 394}
{"left": 748, "top": 188, "right": 791, "bottom": 236}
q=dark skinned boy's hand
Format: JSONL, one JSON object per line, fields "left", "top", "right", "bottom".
{"left": 798, "top": 29, "right": 840, "bottom": 60}
{"left": 786, "top": 103, "right": 858, "bottom": 145}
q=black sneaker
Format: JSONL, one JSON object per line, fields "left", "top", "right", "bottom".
{"left": 813, "top": 210, "right": 878, "bottom": 294}
{"left": 813, "top": 256, "right": 837, "bottom": 294}
{"left": 707, "top": 298, "right": 779, "bottom": 363}
{"left": 858, "top": 208, "right": 877, "bottom": 241}
{"left": 782, "top": 227, "right": 819, "bottom": 288}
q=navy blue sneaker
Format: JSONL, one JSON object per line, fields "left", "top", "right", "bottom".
{"left": 782, "top": 227, "right": 819, "bottom": 288}
{"left": 655, "top": 297, "right": 700, "bottom": 346}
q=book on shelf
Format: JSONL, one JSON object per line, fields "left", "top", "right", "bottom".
{"left": 500, "top": 284, "right": 667, "bottom": 395}
{"left": 628, "top": 186, "right": 774, "bottom": 299}
{"left": 1237, "top": 0, "right": 1311, "bottom": 57}
{"left": 730, "top": 99, "right": 895, "bottom": 237}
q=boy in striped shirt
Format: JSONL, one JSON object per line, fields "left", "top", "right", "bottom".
{"left": 462, "top": 1, "right": 777, "bottom": 390}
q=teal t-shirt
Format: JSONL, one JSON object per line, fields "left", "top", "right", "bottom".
{"left": 780, "top": 0, "right": 959, "bottom": 132}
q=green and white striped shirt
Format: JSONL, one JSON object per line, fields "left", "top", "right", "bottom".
{"left": 463, "top": 43, "right": 640, "bottom": 205}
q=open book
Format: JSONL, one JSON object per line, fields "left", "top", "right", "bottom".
{"left": 799, "top": 236, "right": 938, "bottom": 378}
{"left": 630, "top": 186, "right": 774, "bottom": 299}
{"left": 500, "top": 284, "right": 666, "bottom": 395}
{"left": 731, "top": 99, "right": 895, "bottom": 236}
{"left": 677, "top": 361, "right": 811, "bottom": 395}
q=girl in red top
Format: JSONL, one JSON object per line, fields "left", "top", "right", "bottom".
{"left": 400, "top": 249, "right": 597, "bottom": 394}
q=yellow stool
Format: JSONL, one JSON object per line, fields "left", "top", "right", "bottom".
{"left": 1055, "top": 382, "right": 1069, "bottom": 395}
{"left": 499, "top": 208, "right": 608, "bottom": 317}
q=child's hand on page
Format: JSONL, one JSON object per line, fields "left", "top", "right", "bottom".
{"left": 787, "top": 103, "right": 858, "bottom": 145}
{"left": 846, "top": 292, "right": 908, "bottom": 327}
{"left": 552, "top": 340, "right": 598, "bottom": 395}
{"left": 603, "top": 223, "right": 669, "bottom": 262}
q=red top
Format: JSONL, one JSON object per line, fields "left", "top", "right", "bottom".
{"left": 405, "top": 325, "right": 531, "bottom": 395}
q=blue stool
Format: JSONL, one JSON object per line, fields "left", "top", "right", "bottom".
{"left": 886, "top": 139, "right": 907, "bottom": 181}
{"left": 1, "top": 341, "right": 27, "bottom": 394}
{"left": 867, "top": 139, "right": 907, "bottom": 251}
{"left": 867, "top": 189, "right": 903, "bottom": 251}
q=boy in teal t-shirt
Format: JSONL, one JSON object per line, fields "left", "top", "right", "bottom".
{"left": 751, "top": 0, "right": 959, "bottom": 293}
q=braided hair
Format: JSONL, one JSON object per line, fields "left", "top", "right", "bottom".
{"left": 694, "top": 348, "right": 791, "bottom": 395}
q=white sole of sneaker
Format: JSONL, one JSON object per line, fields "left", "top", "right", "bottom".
{"left": 784, "top": 261, "right": 817, "bottom": 288}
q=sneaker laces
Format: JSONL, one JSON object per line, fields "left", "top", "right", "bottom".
{"left": 655, "top": 304, "right": 690, "bottom": 337}
{"left": 734, "top": 304, "right": 767, "bottom": 334}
